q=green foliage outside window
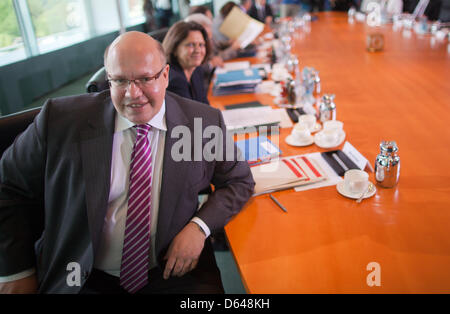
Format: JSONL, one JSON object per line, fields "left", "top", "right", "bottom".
{"left": 0, "top": 0, "right": 145, "bottom": 51}
{"left": 27, "top": 0, "right": 80, "bottom": 38}
{"left": 0, "top": 1, "right": 21, "bottom": 48}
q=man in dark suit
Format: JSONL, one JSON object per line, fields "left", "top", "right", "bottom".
{"left": 0, "top": 32, "right": 254, "bottom": 293}
{"left": 248, "top": 0, "right": 274, "bottom": 25}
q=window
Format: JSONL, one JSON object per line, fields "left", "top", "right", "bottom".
{"left": 0, "top": 0, "right": 147, "bottom": 67}
{"left": 190, "top": 0, "right": 211, "bottom": 6}
{"left": 89, "top": 0, "right": 120, "bottom": 35}
{"left": 26, "top": 0, "right": 90, "bottom": 53}
{"left": 0, "top": 0, "right": 26, "bottom": 66}
{"left": 126, "top": 0, "right": 145, "bottom": 26}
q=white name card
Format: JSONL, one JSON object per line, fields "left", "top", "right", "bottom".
{"left": 342, "top": 141, "right": 374, "bottom": 172}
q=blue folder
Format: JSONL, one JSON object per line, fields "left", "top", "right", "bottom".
{"left": 235, "top": 135, "right": 281, "bottom": 164}
{"left": 215, "top": 68, "right": 262, "bottom": 87}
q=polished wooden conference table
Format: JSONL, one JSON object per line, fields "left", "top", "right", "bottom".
{"left": 208, "top": 12, "right": 450, "bottom": 293}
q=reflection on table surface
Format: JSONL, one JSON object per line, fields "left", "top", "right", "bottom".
{"left": 208, "top": 12, "right": 450, "bottom": 293}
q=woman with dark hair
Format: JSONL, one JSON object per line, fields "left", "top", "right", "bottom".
{"left": 162, "top": 21, "right": 211, "bottom": 105}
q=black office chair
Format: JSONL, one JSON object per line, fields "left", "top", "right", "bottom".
{"left": 0, "top": 107, "right": 41, "bottom": 157}
{"left": 439, "top": 0, "right": 450, "bottom": 22}
{"left": 85, "top": 67, "right": 108, "bottom": 93}
{"left": 148, "top": 27, "right": 169, "bottom": 43}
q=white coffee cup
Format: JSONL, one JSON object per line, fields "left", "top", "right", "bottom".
{"left": 272, "top": 63, "right": 288, "bottom": 81}
{"left": 323, "top": 120, "right": 343, "bottom": 132}
{"left": 291, "top": 123, "right": 311, "bottom": 142}
{"left": 320, "top": 128, "right": 339, "bottom": 144}
{"left": 344, "top": 169, "right": 369, "bottom": 194}
{"left": 298, "top": 114, "right": 316, "bottom": 131}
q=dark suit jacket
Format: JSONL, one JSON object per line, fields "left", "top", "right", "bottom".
{"left": 248, "top": 3, "right": 274, "bottom": 23}
{"left": 0, "top": 90, "right": 254, "bottom": 293}
{"left": 167, "top": 61, "right": 210, "bottom": 105}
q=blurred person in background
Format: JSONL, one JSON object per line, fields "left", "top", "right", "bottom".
{"left": 248, "top": 0, "right": 274, "bottom": 24}
{"left": 189, "top": 5, "right": 214, "bottom": 20}
{"left": 155, "top": 0, "right": 173, "bottom": 27}
{"left": 143, "top": 0, "right": 156, "bottom": 32}
{"left": 239, "top": 0, "right": 253, "bottom": 13}
{"left": 280, "top": 0, "right": 303, "bottom": 17}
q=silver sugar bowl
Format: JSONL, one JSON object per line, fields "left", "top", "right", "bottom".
{"left": 375, "top": 141, "right": 400, "bottom": 188}
{"left": 319, "top": 94, "right": 336, "bottom": 122}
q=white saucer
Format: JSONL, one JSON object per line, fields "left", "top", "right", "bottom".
{"left": 285, "top": 134, "right": 314, "bottom": 147}
{"left": 314, "top": 130, "right": 346, "bottom": 148}
{"left": 336, "top": 181, "right": 376, "bottom": 199}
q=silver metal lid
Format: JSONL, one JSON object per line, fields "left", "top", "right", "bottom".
{"left": 380, "top": 141, "right": 398, "bottom": 153}
{"left": 321, "top": 94, "right": 336, "bottom": 109}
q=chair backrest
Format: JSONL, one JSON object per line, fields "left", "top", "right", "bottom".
{"left": 148, "top": 27, "right": 169, "bottom": 43}
{"left": 439, "top": 0, "right": 450, "bottom": 22}
{"left": 85, "top": 67, "right": 109, "bottom": 93}
{"left": 0, "top": 107, "right": 41, "bottom": 158}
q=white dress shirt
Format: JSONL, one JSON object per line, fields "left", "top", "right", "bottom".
{"left": 93, "top": 101, "right": 167, "bottom": 276}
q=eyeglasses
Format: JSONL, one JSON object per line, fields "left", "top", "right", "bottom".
{"left": 108, "top": 65, "right": 167, "bottom": 89}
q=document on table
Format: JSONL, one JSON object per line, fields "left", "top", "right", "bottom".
{"left": 251, "top": 154, "right": 328, "bottom": 196}
{"left": 294, "top": 152, "right": 343, "bottom": 192}
{"left": 235, "top": 135, "right": 281, "bottom": 165}
{"left": 221, "top": 106, "right": 281, "bottom": 132}
{"left": 272, "top": 108, "right": 293, "bottom": 128}
{"left": 216, "top": 61, "right": 250, "bottom": 74}
{"left": 214, "top": 68, "right": 261, "bottom": 87}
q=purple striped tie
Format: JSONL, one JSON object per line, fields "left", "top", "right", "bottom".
{"left": 120, "top": 124, "right": 152, "bottom": 293}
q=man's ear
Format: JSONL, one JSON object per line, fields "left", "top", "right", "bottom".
{"left": 163, "top": 64, "right": 170, "bottom": 88}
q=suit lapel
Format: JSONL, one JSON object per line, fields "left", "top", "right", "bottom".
{"left": 80, "top": 98, "right": 115, "bottom": 254}
{"left": 156, "top": 93, "right": 190, "bottom": 256}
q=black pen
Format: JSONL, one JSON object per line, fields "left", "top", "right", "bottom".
{"left": 269, "top": 194, "right": 288, "bottom": 213}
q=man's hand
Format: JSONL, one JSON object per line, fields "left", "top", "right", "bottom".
{"left": 0, "top": 274, "right": 38, "bottom": 294}
{"left": 163, "top": 222, "right": 206, "bottom": 280}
